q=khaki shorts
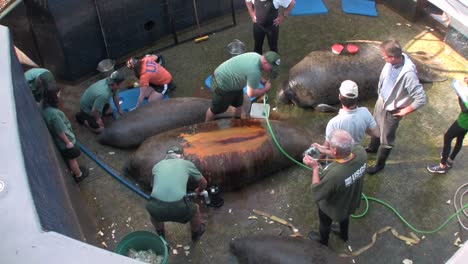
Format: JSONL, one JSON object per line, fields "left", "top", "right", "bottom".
{"left": 145, "top": 198, "right": 196, "bottom": 224}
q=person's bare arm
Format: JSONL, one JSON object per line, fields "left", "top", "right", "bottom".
{"left": 366, "top": 125, "right": 380, "bottom": 138}
{"left": 113, "top": 94, "right": 124, "bottom": 115}
{"left": 195, "top": 176, "right": 208, "bottom": 195}
{"left": 303, "top": 154, "right": 320, "bottom": 184}
{"left": 245, "top": 1, "right": 256, "bottom": 23}
{"left": 58, "top": 132, "right": 73, "bottom": 149}
{"left": 246, "top": 81, "right": 271, "bottom": 97}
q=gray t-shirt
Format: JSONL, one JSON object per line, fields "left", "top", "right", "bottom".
{"left": 325, "top": 107, "right": 377, "bottom": 145}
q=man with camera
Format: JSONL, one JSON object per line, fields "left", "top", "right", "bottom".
{"left": 145, "top": 146, "right": 208, "bottom": 241}
{"left": 303, "top": 130, "right": 367, "bottom": 246}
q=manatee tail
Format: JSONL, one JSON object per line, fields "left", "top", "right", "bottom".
{"left": 316, "top": 104, "right": 339, "bottom": 113}
{"left": 408, "top": 51, "right": 448, "bottom": 83}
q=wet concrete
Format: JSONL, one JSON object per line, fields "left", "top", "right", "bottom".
{"left": 59, "top": 1, "right": 467, "bottom": 263}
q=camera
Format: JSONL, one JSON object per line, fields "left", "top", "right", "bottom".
{"left": 303, "top": 146, "right": 320, "bottom": 160}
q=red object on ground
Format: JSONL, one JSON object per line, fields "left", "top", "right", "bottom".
{"left": 346, "top": 44, "right": 359, "bottom": 54}
{"left": 331, "top": 44, "right": 344, "bottom": 55}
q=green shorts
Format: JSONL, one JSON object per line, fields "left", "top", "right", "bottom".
{"left": 210, "top": 79, "right": 244, "bottom": 115}
{"left": 145, "top": 198, "right": 196, "bottom": 224}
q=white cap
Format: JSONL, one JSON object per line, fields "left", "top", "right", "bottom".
{"left": 339, "top": 80, "right": 358, "bottom": 99}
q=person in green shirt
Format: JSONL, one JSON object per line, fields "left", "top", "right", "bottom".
{"left": 42, "top": 83, "right": 88, "bottom": 182}
{"left": 75, "top": 71, "right": 125, "bottom": 133}
{"left": 303, "top": 130, "right": 367, "bottom": 246}
{"left": 24, "top": 68, "right": 55, "bottom": 103}
{"left": 205, "top": 51, "right": 280, "bottom": 122}
{"left": 146, "top": 146, "right": 208, "bottom": 241}
{"left": 427, "top": 77, "right": 468, "bottom": 174}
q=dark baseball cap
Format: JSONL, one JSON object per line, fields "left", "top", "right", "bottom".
{"left": 106, "top": 70, "right": 125, "bottom": 84}
{"left": 167, "top": 146, "right": 183, "bottom": 155}
{"left": 264, "top": 51, "right": 281, "bottom": 79}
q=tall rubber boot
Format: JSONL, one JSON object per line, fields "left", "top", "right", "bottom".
{"left": 365, "top": 137, "right": 380, "bottom": 153}
{"left": 367, "top": 147, "right": 391, "bottom": 174}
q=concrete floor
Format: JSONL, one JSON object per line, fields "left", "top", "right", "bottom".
{"left": 60, "top": 1, "right": 467, "bottom": 263}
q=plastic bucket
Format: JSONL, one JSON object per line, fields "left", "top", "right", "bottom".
{"left": 115, "top": 231, "right": 169, "bottom": 264}
{"left": 226, "top": 39, "right": 246, "bottom": 57}
{"left": 96, "top": 59, "right": 115, "bottom": 78}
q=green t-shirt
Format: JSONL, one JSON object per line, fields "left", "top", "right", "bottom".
{"left": 150, "top": 158, "right": 202, "bottom": 202}
{"left": 41, "top": 106, "right": 76, "bottom": 150}
{"left": 457, "top": 100, "right": 468, "bottom": 130}
{"left": 79, "top": 79, "right": 116, "bottom": 115}
{"left": 213, "top": 52, "right": 262, "bottom": 93}
{"left": 24, "top": 68, "right": 55, "bottom": 102}
{"left": 312, "top": 146, "right": 367, "bottom": 221}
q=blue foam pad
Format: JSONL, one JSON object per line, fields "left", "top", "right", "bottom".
{"left": 109, "top": 88, "right": 168, "bottom": 119}
{"left": 290, "top": 0, "right": 328, "bottom": 16}
{"left": 342, "top": 0, "right": 378, "bottom": 17}
{"left": 204, "top": 75, "right": 260, "bottom": 102}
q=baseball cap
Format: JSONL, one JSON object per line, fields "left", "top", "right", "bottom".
{"left": 339, "top": 80, "right": 358, "bottom": 99}
{"left": 107, "top": 70, "right": 125, "bottom": 84}
{"left": 167, "top": 146, "right": 183, "bottom": 155}
{"left": 264, "top": 51, "right": 281, "bottom": 79}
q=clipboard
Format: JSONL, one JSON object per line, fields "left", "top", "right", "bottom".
{"left": 451, "top": 79, "right": 468, "bottom": 103}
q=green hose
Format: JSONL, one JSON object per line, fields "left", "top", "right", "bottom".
{"left": 262, "top": 99, "right": 468, "bottom": 234}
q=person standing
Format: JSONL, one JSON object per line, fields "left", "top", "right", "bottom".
{"left": 320, "top": 80, "right": 379, "bottom": 155}
{"left": 145, "top": 146, "right": 208, "bottom": 241}
{"left": 427, "top": 77, "right": 468, "bottom": 174}
{"left": 127, "top": 54, "right": 175, "bottom": 108}
{"left": 366, "top": 39, "right": 427, "bottom": 174}
{"left": 245, "top": 0, "right": 296, "bottom": 54}
{"left": 24, "top": 67, "right": 55, "bottom": 103}
{"left": 205, "top": 51, "right": 280, "bottom": 122}
{"left": 42, "top": 83, "right": 88, "bottom": 182}
{"left": 75, "top": 71, "right": 125, "bottom": 134}
{"left": 303, "top": 130, "right": 366, "bottom": 246}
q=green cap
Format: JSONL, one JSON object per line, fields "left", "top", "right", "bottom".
{"left": 167, "top": 146, "right": 183, "bottom": 155}
{"left": 106, "top": 70, "right": 125, "bottom": 84}
{"left": 264, "top": 51, "right": 281, "bottom": 79}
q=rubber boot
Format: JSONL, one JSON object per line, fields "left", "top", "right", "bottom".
{"left": 367, "top": 147, "right": 392, "bottom": 175}
{"left": 365, "top": 137, "right": 380, "bottom": 153}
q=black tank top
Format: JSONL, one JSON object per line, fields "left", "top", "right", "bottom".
{"left": 255, "top": 0, "right": 278, "bottom": 28}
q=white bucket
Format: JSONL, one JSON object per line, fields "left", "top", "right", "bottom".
{"left": 250, "top": 103, "right": 270, "bottom": 119}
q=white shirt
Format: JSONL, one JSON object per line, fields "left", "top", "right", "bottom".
{"left": 246, "top": 0, "right": 293, "bottom": 9}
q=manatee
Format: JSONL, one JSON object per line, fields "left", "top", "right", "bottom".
{"left": 127, "top": 118, "right": 311, "bottom": 191}
{"left": 99, "top": 96, "right": 251, "bottom": 149}
{"left": 230, "top": 235, "right": 346, "bottom": 264}
{"left": 277, "top": 41, "right": 447, "bottom": 110}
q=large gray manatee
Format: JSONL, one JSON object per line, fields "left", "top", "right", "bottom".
{"left": 127, "top": 118, "right": 312, "bottom": 191}
{"left": 230, "top": 235, "right": 347, "bottom": 264}
{"left": 99, "top": 96, "right": 251, "bottom": 148}
{"left": 277, "top": 41, "right": 447, "bottom": 111}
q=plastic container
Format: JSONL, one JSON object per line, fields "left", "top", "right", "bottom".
{"left": 115, "top": 231, "right": 169, "bottom": 264}
{"left": 227, "top": 39, "right": 246, "bottom": 57}
{"left": 96, "top": 59, "right": 115, "bottom": 78}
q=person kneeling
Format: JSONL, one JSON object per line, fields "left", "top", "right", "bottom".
{"left": 145, "top": 146, "right": 207, "bottom": 241}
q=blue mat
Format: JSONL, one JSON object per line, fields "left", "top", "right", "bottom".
{"left": 342, "top": 0, "right": 378, "bottom": 17}
{"left": 204, "top": 75, "right": 261, "bottom": 102}
{"left": 109, "top": 88, "right": 168, "bottom": 119}
{"left": 290, "top": 0, "right": 328, "bottom": 16}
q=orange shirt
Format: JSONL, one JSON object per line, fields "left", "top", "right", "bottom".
{"left": 139, "top": 57, "right": 172, "bottom": 87}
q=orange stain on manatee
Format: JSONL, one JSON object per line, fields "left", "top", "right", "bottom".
{"left": 180, "top": 126, "right": 269, "bottom": 158}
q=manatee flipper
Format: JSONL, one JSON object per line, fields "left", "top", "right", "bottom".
{"left": 316, "top": 104, "right": 339, "bottom": 113}
{"left": 407, "top": 51, "right": 448, "bottom": 83}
